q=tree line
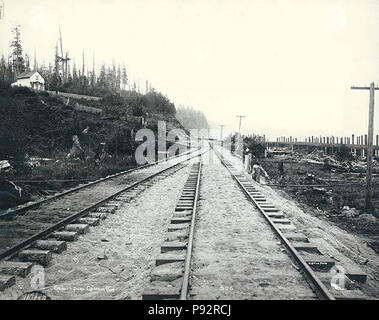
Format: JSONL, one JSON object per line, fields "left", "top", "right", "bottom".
{"left": 0, "top": 25, "right": 132, "bottom": 97}
{"left": 1, "top": 24, "right": 208, "bottom": 123}
{"left": 176, "top": 106, "right": 209, "bottom": 130}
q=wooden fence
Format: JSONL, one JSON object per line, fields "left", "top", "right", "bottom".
{"left": 271, "top": 134, "right": 379, "bottom": 156}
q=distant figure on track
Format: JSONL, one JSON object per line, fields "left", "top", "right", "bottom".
{"left": 252, "top": 165, "right": 261, "bottom": 183}
{"left": 252, "top": 159, "right": 262, "bottom": 183}
{"left": 251, "top": 158, "right": 269, "bottom": 184}
{"left": 279, "top": 161, "right": 284, "bottom": 183}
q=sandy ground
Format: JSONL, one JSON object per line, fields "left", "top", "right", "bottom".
{"left": 190, "top": 149, "right": 315, "bottom": 300}
{"left": 216, "top": 145, "right": 379, "bottom": 299}
{"left": 0, "top": 160, "right": 196, "bottom": 300}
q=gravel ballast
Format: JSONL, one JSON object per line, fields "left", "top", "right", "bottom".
{"left": 0, "top": 161, "right": 195, "bottom": 300}
{"left": 190, "top": 151, "right": 315, "bottom": 299}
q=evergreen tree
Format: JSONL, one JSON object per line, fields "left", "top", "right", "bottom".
{"left": 176, "top": 106, "right": 209, "bottom": 130}
{"left": 0, "top": 54, "right": 6, "bottom": 82}
{"left": 10, "top": 25, "right": 25, "bottom": 76}
{"left": 25, "top": 53, "right": 30, "bottom": 71}
{"left": 116, "top": 65, "right": 121, "bottom": 91}
{"left": 97, "top": 64, "right": 106, "bottom": 89}
{"left": 121, "top": 66, "right": 128, "bottom": 90}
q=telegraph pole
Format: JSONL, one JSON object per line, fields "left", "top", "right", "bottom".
{"left": 236, "top": 115, "right": 245, "bottom": 154}
{"left": 219, "top": 125, "right": 225, "bottom": 143}
{"left": 0, "top": 1, "right": 5, "bottom": 21}
{"left": 351, "top": 82, "right": 378, "bottom": 214}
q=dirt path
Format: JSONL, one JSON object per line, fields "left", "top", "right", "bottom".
{"left": 0, "top": 160, "right": 196, "bottom": 300}
{"left": 190, "top": 150, "right": 315, "bottom": 299}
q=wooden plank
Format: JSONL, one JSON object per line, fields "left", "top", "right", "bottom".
{"left": 0, "top": 275, "right": 16, "bottom": 291}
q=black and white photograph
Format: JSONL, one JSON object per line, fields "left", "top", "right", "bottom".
{"left": 0, "top": 0, "right": 378, "bottom": 310}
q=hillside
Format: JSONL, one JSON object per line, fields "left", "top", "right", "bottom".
{"left": 0, "top": 83, "right": 184, "bottom": 207}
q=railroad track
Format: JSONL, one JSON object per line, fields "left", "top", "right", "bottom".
{"left": 0, "top": 148, "right": 206, "bottom": 292}
{"left": 211, "top": 144, "right": 368, "bottom": 300}
{"left": 142, "top": 157, "right": 202, "bottom": 300}
{"left": 1, "top": 147, "right": 200, "bottom": 220}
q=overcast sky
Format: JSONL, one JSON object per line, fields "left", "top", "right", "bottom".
{"left": 0, "top": 0, "right": 378, "bottom": 140}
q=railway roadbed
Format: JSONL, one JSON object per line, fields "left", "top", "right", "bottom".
{"left": 216, "top": 146, "right": 379, "bottom": 299}
{"left": 190, "top": 151, "right": 316, "bottom": 299}
{"left": 0, "top": 149, "right": 201, "bottom": 256}
{"left": 0, "top": 160, "right": 195, "bottom": 300}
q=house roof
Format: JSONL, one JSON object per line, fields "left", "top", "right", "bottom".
{"left": 16, "top": 70, "right": 41, "bottom": 80}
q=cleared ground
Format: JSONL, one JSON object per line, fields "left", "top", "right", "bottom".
{"left": 261, "top": 155, "right": 379, "bottom": 238}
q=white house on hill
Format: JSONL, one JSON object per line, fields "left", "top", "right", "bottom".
{"left": 11, "top": 70, "right": 45, "bottom": 91}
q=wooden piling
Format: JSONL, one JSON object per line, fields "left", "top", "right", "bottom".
{"left": 365, "top": 83, "right": 375, "bottom": 213}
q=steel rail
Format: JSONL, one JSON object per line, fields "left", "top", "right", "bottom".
{"left": 1, "top": 147, "right": 200, "bottom": 219}
{"left": 180, "top": 156, "right": 202, "bottom": 300}
{"left": 265, "top": 182, "right": 379, "bottom": 187}
{"left": 0, "top": 149, "right": 206, "bottom": 262}
{"left": 211, "top": 145, "right": 335, "bottom": 300}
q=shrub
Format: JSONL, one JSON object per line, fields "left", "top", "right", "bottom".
{"left": 103, "top": 93, "right": 124, "bottom": 106}
{"left": 243, "top": 135, "right": 266, "bottom": 158}
{"left": 38, "top": 91, "right": 49, "bottom": 97}
{"left": 11, "top": 86, "right": 36, "bottom": 97}
{"left": 335, "top": 144, "right": 353, "bottom": 161}
{"left": 132, "top": 104, "right": 145, "bottom": 116}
